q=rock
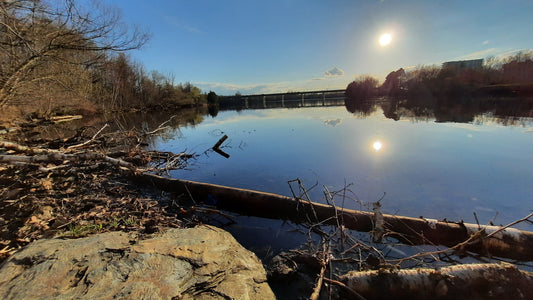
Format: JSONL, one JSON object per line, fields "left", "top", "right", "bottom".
{"left": 0, "top": 225, "right": 275, "bottom": 300}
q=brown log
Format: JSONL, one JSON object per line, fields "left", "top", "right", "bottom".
{"left": 339, "top": 262, "right": 533, "bottom": 300}
{"left": 133, "top": 173, "right": 533, "bottom": 261}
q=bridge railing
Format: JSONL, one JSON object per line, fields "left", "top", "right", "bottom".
{"left": 219, "top": 89, "right": 346, "bottom": 109}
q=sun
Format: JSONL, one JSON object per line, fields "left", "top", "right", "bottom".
{"left": 373, "top": 141, "right": 383, "bottom": 151}
{"left": 379, "top": 33, "right": 392, "bottom": 46}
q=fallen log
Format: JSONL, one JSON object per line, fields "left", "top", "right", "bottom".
{"left": 338, "top": 262, "right": 533, "bottom": 300}
{"left": 133, "top": 173, "right": 533, "bottom": 261}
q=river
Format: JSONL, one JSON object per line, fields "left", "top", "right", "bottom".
{"left": 155, "top": 100, "right": 532, "bottom": 221}
{"left": 141, "top": 97, "right": 533, "bottom": 261}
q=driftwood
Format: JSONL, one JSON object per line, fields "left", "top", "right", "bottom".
{"left": 339, "top": 262, "right": 533, "bottom": 300}
{"left": 212, "top": 134, "right": 230, "bottom": 158}
{"left": 0, "top": 140, "right": 189, "bottom": 174}
{"left": 0, "top": 141, "right": 135, "bottom": 168}
{"left": 0, "top": 141, "right": 52, "bottom": 154}
{"left": 134, "top": 173, "right": 533, "bottom": 261}
{"left": 0, "top": 153, "right": 137, "bottom": 171}
{"left": 212, "top": 134, "right": 228, "bottom": 149}
{"left": 49, "top": 115, "right": 83, "bottom": 124}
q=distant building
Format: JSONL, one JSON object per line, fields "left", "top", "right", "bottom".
{"left": 442, "top": 59, "right": 483, "bottom": 71}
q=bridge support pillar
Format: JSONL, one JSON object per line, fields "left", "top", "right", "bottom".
{"left": 263, "top": 95, "right": 266, "bottom": 108}
{"left": 281, "top": 95, "right": 284, "bottom": 107}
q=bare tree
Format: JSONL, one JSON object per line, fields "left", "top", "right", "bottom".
{"left": 0, "top": 0, "right": 149, "bottom": 108}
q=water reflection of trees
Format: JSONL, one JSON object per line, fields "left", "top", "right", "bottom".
{"left": 344, "top": 76, "right": 380, "bottom": 117}
{"left": 344, "top": 98, "right": 377, "bottom": 116}
{"left": 34, "top": 107, "right": 208, "bottom": 144}
{"left": 344, "top": 96, "right": 533, "bottom": 126}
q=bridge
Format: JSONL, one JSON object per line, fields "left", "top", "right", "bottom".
{"left": 219, "top": 89, "right": 346, "bottom": 109}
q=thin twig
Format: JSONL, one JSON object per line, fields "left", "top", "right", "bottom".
{"left": 183, "top": 184, "right": 197, "bottom": 205}
{"left": 298, "top": 178, "right": 319, "bottom": 222}
{"left": 485, "top": 211, "right": 533, "bottom": 239}
{"left": 309, "top": 242, "right": 328, "bottom": 300}
{"left": 68, "top": 123, "right": 109, "bottom": 149}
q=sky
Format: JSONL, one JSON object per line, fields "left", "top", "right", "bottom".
{"left": 107, "top": 0, "right": 533, "bottom": 95}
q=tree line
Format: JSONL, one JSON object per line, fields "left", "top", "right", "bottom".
{"left": 0, "top": 0, "right": 205, "bottom": 119}
{"left": 346, "top": 51, "right": 533, "bottom": 101}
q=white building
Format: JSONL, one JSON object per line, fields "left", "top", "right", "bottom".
{"left": 442, "top": 59, "right": 484, "bottom": 71}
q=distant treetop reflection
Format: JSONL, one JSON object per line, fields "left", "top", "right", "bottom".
{"left": 344, "top": 96, "right": 533, "bottom": 126}
{"left": 344, "top": 98, "right": 377, "bottom": 116}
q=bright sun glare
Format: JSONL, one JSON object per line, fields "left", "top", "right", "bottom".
{"left": 379, "top": 33, "right": 392, "bottom": 46}
{"left": 373, "top": 141, "right": 383, "bottom": 151}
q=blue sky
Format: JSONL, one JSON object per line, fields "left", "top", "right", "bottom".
{"left": 108, "top": 0, "right": 533, "bottom": 95}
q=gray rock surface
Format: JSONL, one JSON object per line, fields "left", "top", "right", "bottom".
{"left": 0, "top": 225, "right": 275, "bottom": 300}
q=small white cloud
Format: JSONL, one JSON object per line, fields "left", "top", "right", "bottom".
{"left": 483, "top": 40, "right": 490, "bottom": 45}
{"left": 324, "top": 119, "right": 342, "bottom": 127}
{"left": 324, "top": 67, "right": 345, "bottom": 77}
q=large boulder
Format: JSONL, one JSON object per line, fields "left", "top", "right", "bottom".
{"left": 0, "top": 225, "right": 275, "bottom": 300}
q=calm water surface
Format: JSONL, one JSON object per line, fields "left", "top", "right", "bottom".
{"left": 153, "top": 104, "right": 533, "bottom": 230}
